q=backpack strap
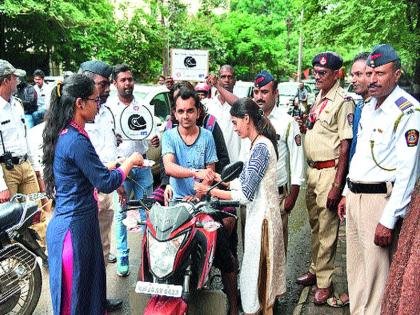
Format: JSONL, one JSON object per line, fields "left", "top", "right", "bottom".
{"left": 204, "top": 114, "right": 216, "bottom": 132}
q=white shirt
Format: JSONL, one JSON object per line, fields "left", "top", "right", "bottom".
{"left": 205, "top": 96, "right": 241, "bottom": 162}
{"left": 346, "top": 86, "right": 420, "bottom": 229}
{"left": 0, "top": 96, "right": 39, "bottom": 191}
{"left": 33, "top": 83, "right": 51, "bottom": 110}
{"left": 239, "top": 106, "right": 305, "bottom": 187}
{"left": 106, "top": 95, "right": 149, "bottom": 158}
{"left": 85, "top": 105, "right": 118, "bottom": 164}
{"left": 28, "top": 121, "right": 45, "bottom": 173}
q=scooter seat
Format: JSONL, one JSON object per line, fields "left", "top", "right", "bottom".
{"left": 0, "top": 202, "right": 23, "bottom": 233}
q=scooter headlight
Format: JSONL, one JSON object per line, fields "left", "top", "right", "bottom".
{"left": 148, "top": 232, "right": 186, "bottom": 279}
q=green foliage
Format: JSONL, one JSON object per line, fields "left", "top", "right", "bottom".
{"left": 1, "top": 0, "right": 418, "bottom": 84}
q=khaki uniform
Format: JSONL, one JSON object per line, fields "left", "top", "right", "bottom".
{"left": 304, "top": 81, "right": 354, "bottom": 288}
{"left": 97, "top": 192, "right": 114, "bottom": 266}
{"left": 0, "top": 96, "right": 44, "bottom": 243}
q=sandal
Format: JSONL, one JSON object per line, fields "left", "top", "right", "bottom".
{"left": 327, "top": 293, "right": 349, "bottom": 308}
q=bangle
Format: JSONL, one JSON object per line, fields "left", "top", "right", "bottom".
{"left": 332, "top": 182, "right": 342, "bottom": 189}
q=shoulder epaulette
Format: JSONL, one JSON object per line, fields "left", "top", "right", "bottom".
{"left": 395, "top": 96, "right": 413, "bottom": 113}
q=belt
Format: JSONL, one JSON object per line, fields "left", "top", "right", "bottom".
{"left": 347, "top": 179, "right": 392, "bottom": 194}
{"left": 0, "top": 154, "right": 28, "bottom": 165}
{"left": 307, "top": 159, "right": 336, "bottom": 169}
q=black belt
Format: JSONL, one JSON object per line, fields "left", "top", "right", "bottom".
{"left": 347, "top": 179, "right": 392, "bottom": 194}
{"left": 0, "top": 154, "right": 28, "bottom": 165}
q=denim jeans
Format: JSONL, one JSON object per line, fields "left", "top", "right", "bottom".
{"left": 25, "top": 114, "right": 35, "bottom": 128}
{"left": 114, "top": 167, "right": 153, "bottom": 258}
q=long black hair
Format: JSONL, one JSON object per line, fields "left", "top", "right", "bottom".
{"left": 230, "top": 97, "right": 278, "bottom": 158}
{"left": 42, "top": 74, "right": 95, "bottom": 198}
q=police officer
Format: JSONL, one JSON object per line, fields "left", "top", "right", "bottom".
{"left": 296, "top": 52, "right": 354, "bottom": 305}
{"left": 338, "top": 44, "right": 420, "bottom": 314}
{"left": 0, "top": 60, "right": 43, "bottom": 236}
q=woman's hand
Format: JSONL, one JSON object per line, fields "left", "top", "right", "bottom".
{"left": 193, "top": 169, "right": 215, "bottom": 183}
{"left": 128, "top": 152, "right": 144, "bottom": 167}
{"left": 194, "top": 182, "right": 209, "bottom": 197}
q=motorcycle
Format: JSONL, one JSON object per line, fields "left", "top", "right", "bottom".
{"left": 0, "top": 193, "right": 48, "bottom": 315}
{"left": 126, "top": 162, "right": 243, "bottom": 315}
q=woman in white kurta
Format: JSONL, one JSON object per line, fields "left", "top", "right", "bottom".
{"left": 195, "top": 97, "right": 287, "bottom": 314}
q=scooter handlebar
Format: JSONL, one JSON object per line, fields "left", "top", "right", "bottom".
{"left": 210, "top": 200, "right": 240, "bottom": 208}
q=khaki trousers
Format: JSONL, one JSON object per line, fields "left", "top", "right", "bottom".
{"left": 346, "top": 187, "right": 400, "bottom": 315}
{"left": 306, "top": 167, "right": 339, "bottom": 288}
{"left": 1, "top": 162, "right": 45, "bottom": 244}
{"left": 97, "top": 192, "right": 114, "bottom": 266}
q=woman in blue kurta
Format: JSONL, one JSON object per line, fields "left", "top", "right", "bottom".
{"left": 42, "top": 74, "right": 143, "bottom": 315}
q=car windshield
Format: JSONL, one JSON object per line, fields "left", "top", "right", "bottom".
{"left": 134, "top": 91, "right": 148, "bottom": 100}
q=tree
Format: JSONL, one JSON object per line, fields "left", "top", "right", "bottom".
{"left": 0, "top": 0, "right": 116, "bottom": 72}
{"left": 298, "top": 0, "right": 419, "bottom": 92}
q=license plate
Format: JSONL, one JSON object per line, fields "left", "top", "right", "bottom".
{"left": 135, "top": 281, "right": 183, "bottom": 298}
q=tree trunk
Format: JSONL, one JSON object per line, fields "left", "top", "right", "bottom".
{"left": 0, "top": 13, "right": 5, "bottom": 59}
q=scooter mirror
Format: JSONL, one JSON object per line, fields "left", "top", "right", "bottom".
{"left": 220, "top": 161, "right": 244, "bottom": 182}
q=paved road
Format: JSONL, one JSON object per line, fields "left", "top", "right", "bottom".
{"left": 35, "top": 187, "right": 311, "bottom": 315}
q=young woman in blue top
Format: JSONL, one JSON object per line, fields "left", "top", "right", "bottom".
{"left": 42, "top": 74, "right": 143, "bottom": 315}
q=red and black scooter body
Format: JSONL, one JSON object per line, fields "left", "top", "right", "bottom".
{"left": 139, "top": 202, "right": 218, "bottom": 289}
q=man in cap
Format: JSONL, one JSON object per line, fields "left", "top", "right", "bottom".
{"left": 80, "top": 60, "right": 123, "bottom": 312}
{"left": 296, "top": 51, "right": 354, "bottom": 305}
{"left": 207, "top": 70, "right": 305, "bottom": 254}
{"left": 337, "top": 44, "right": 420, "bottom": 314}
{"left": 0, "top": 60, "right": 44, "bottom": 238}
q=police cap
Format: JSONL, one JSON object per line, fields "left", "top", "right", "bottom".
{"left": 312, "top": 52, "right": 343, "bottom": 70}
{"left": 254, "top": 70, "right": 275, "bottom": 88}
{"left": 366, "top": 44, "right": 400, "bottom": 68}
{"left": 79, "top": 60, "right": 112, "bottom": 78}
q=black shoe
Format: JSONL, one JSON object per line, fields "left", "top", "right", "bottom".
{"left": 108, "top": 253, "right": 117, "bottom": 264}
{"left": 105, "top": 298, "right": 123, "bottom": 312}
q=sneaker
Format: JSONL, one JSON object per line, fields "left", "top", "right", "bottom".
{"left": 117, "top": 256, "right": 130, "bottom": 277}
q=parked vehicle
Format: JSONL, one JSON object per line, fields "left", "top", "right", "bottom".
{"left": 345, "top": 84, "right": 363, "bottom": 102}
{"left": 0, "top": 194, "right": 48, "bottom": 315}
{"left": 127, "top": 162, "right": 243, "bottom": 315}
{"left": 278, "top": 81, "right": 315, "bottom": 109}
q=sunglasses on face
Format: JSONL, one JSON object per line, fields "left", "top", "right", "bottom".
{"left": 313, "top": 70, "right": 328, "bottom": 77}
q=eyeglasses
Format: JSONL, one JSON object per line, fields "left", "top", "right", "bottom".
{"left": 86, "top": 97, "right": 101, "bottom": 108}
{"left": 312, "top": 70, "right": 328, "bottom": 78}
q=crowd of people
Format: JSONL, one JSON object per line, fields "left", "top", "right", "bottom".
{"left": 0, "top": 42, "right": 418, "bottom": 315}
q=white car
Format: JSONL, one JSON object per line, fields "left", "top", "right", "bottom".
{"left": 277, "top": 81, "right": 315, "bottom": 109}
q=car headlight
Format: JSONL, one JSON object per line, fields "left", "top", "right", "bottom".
{"left": 148, "top": 232, "right": 186, "bottom": 279}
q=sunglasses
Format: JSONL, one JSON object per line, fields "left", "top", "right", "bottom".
{"left": 312, "top": 70, "right": 328, "bottom": 77}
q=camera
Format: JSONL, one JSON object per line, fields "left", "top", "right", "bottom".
{"left": 2, "top": 151, "right": 14, "bottom": 170}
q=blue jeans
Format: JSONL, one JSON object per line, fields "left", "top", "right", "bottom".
{"left": 114, "top": 167, "right": 153, "bottom": 258}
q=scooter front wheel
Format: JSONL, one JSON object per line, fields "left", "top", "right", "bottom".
{"left": 144, "top": 295, "right": 187, "bottom": 315}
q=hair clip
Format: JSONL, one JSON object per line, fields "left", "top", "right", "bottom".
{"left": 56, "top": 80, "right": 62, "bottom": 97}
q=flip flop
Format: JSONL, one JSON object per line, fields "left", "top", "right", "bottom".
{"left": 327, "top": 293, "right": 349, "bottom": 308}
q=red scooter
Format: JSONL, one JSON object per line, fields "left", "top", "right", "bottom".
{"left": 127, "top": 162, "right": 243, "bottom": 315}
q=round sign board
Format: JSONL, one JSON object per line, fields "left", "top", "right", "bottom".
{"left": 120, "top": 104, "right": 154, "bottom": 140}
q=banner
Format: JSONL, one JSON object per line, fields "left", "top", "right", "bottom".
{"left": 171, "top": 49, "right": 209, "bottom": 81}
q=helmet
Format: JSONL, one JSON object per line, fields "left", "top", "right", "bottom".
{"left": 194, "top": 82, "right": 211, "bottom": 98}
